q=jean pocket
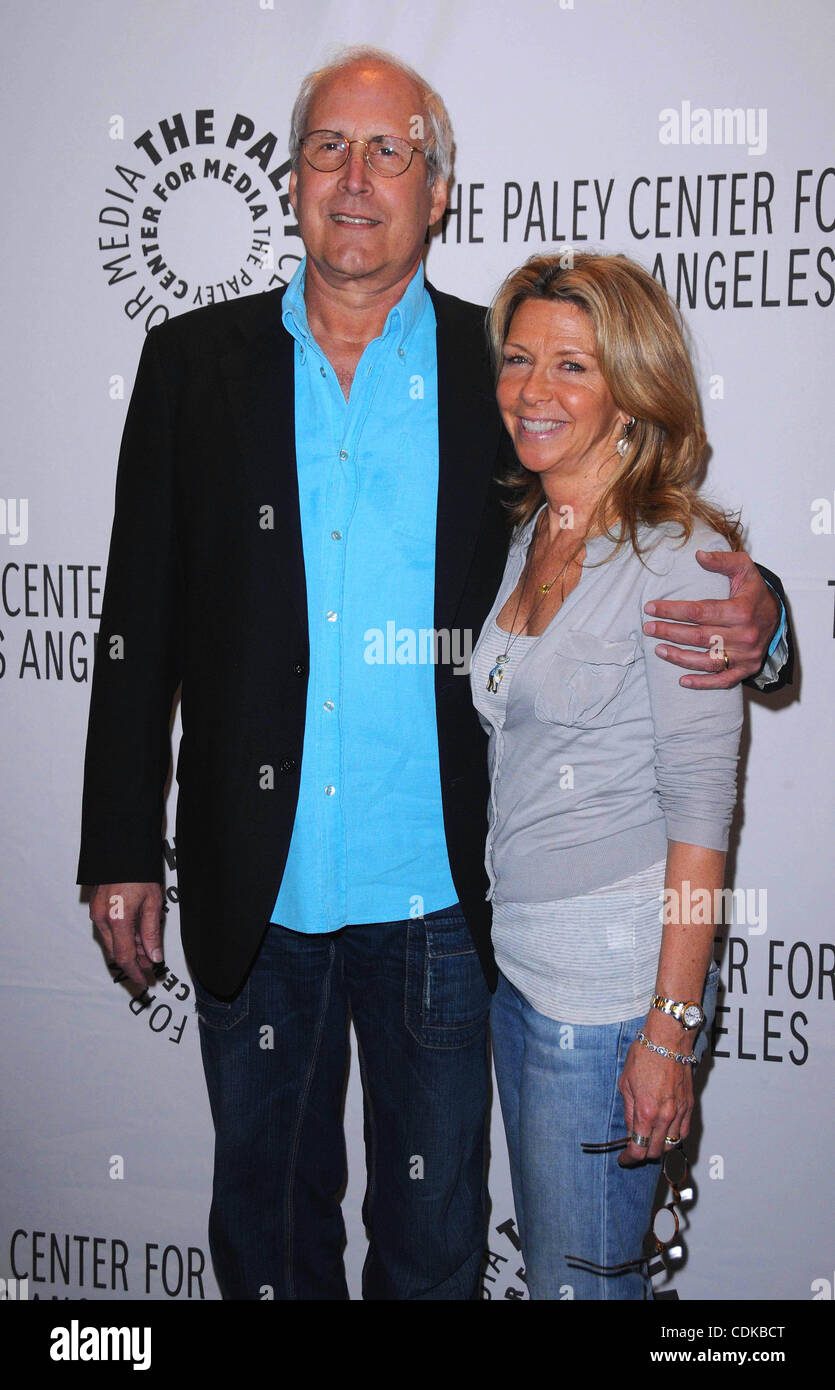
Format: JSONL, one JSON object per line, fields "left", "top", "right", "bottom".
{"left": 193, "top": 975, "right": 250, "bottom": 1031}
{"left": 405, "top": 911, "right": 490, "bottom": 1049}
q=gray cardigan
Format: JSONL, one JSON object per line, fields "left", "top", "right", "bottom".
{"left": 470, "top": 508, "right": 743, "bottom": 904}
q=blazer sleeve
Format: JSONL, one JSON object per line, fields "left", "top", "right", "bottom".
{"left": 76, "top": 327, "right": 183, "bottom": 886}
{"left": 745, "top": 562, "right": 794, "bottom": 693}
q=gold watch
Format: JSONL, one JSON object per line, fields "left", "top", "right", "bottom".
{"left": 650, "top": 994, "right": 705, "bottom": 1031}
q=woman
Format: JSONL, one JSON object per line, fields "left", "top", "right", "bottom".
{"left": 471, "top": 251, "right": 742, "bottom": 1300}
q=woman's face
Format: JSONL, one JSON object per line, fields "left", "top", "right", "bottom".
{"left": 496, "top": 298, "right": 628, "bottom": 487}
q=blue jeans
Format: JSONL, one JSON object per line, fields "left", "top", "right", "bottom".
{"left": 194, "top": 904, "right": 491, "bottom": 1300}
{"left": 490, "top": 963, "right": 719, "bottom": 1301}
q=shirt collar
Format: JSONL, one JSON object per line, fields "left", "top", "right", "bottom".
{"left": 385, "top": 259, "right": 427, "bottom": 350}
{"left": 281, "top": 257, "right": 311, "bottom": 346}
{"left": 513, "top": 502, "right": 617, "bottom": 562}
{"left": 281, "top": 256, "right": 427, "bottom": 355}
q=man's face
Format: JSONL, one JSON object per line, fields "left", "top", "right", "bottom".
{"left": 289, "top": 61, "right": 448, "bottom": 295}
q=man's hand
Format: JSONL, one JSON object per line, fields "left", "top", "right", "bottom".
{"left": 90, "top": 882, "right": 164, "bottom": 988}
{"left": 643, "top": 550, "right": 780, "bottom": 689}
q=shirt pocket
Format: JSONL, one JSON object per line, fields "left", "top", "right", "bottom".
{"left": 534, "top": 630, "right": 639, "bottom": 728}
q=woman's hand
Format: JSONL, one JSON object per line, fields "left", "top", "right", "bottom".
{"left": 617, "top": 1036, "right": 694, "bottom": 1165}
{"left": 623, "top": 843, "right": 724, "bottom": 1164}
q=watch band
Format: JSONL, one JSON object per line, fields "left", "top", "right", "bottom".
{"left": 650, "top": 994, "right": 705, "bottom": 1030}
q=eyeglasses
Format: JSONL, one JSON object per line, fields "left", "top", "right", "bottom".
{"left": 564, "top": 1139, "right": 692, "bottom": 1285}
{"left": 301, "top": 130, "right": 425, "bottom": 178}
{"left": 650, "top": 1145, "right": 691, "bottom": 1254}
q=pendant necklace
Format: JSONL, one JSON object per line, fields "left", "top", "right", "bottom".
{"left": 486, "top": 517, "right": 583, "bottom": 693}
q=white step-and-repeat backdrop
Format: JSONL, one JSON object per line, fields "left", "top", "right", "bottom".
{"left": 1, "top": 0, "right": 832, "bottom": 1303}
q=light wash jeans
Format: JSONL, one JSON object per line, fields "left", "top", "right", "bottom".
{"left": 490, "top": 962, "right": 719, "bottom": 1301}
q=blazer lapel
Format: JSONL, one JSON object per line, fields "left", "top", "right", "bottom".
{"left": 217, "top": 282, "right": 501, "bottom": 639}
{"left": 219, "top": 292, "right": 307, "bottom": 633}
{"left": 429, "top": 283, "right": 503, "bottom": 633}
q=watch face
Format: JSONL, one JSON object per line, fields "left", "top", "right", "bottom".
{"left": 683, "top": 1004, "right": 703, "bottom": 1028}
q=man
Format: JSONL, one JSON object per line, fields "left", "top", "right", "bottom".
{"left": 78, "top": 47, "right": 791, "bottom": 1301}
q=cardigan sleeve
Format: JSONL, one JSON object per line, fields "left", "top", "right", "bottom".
{"left": 640, "top": 528, "right": 743, "bottom": 850}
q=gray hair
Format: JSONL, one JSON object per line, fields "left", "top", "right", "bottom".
{"left": 288, "top": 45, "right": 454, "bottom": 188}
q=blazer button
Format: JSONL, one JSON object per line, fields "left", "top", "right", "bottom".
{"left": 292, "top": 662, "right": 306, "bottom": 677}
{"left": 279, "top": 758, "right": 298, "bottom": 774}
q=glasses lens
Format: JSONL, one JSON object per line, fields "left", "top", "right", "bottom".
{"left": 303, "top": 132, "right": 348, "bottom": 170}
{"left": 662, "top": 1147, "right": 689, "bottom": 1190}
{"left": 652, "top": 1203, "right": 680, "bottom": 1247}
{"left": 366, "top": 135, "right": 413, "bottom": 176}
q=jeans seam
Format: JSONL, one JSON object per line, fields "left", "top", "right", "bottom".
{"left": 284, "top": 939, "right": 336, "bottom": 1300}
{"left": 600, "top": 1020, "right": 627, "bottom": 1300}
{"left": 353, "top": 1026, "right": 378, "bottom": 1249}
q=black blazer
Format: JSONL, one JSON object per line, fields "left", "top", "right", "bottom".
{"left": 77, "top": 283, "right": 512, "bottom": 995}
{"left": 77, "top": 282, "right": 793, "bottom": 998}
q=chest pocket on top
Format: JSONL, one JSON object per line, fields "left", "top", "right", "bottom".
{"left": 534, "top": 630, "right": 640, "bottom": 729}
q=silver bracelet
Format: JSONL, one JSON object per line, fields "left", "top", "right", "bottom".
{"left": 635, "top": 1030, "right": 698, "bottom": 1066}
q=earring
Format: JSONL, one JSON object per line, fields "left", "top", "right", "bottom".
{"left": 616, "top": 416, "right": 636, "bottom": 458}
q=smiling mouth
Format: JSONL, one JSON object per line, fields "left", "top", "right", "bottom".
{"left": 518, "top": 418, "right": 566, "bottom": 435}
{"left": 330, "top": 213, "right": 380, "bottom": 226}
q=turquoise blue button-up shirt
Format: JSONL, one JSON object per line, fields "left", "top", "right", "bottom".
{"left": 271, "top": 259, "right": 458, "bottom": 933}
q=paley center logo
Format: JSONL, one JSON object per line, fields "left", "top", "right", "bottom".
{"left": 96, "top": 107, "right": 302, "bottom": 331}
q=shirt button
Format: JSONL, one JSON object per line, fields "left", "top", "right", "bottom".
{"left": 326, "top": 611, "right": 338, "bottom": 622}
{"left": 323, "top": 700, "right": 334, "bottom": 711}
{"left": 339, "top": 448, "right": 348, "bottom": 460}
{"left": 398, "top": 347, "right": 405, "bottom": 358}
{"left": 331, "top": 530, "right": 342, "bottom": 541}
{"left": 320, "top": 365, "right": 326, "bottom": 377}
{"left": 324, "top": 784, "right": 336, "bottom": 796}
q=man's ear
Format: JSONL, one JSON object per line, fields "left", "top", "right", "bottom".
{"left": 288, "top": 168, "right": 298, "bottom": 215}
{"left": 428, "top": 178, "right": 449, "bottom": 228}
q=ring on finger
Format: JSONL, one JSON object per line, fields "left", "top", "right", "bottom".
{"left": 664, "top": 1135, "right": 681, "bottom": 1146}
{"left": 630, "top": 1130, "right": 650, "bottom": 1148}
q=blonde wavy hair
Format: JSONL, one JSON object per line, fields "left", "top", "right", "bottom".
{"left": 487, "top": 251, "right": 742, "bottom": 555}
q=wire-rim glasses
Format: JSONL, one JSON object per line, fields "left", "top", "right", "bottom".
{"left": 301, "top": 129, "right": 425, "bottom": 178}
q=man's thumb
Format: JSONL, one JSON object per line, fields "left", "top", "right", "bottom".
{"left": 695, "top": 548, "right": 736, "bottom": 572}
{"left": 139, "top": 896, "right": 164, "bottom": 964}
